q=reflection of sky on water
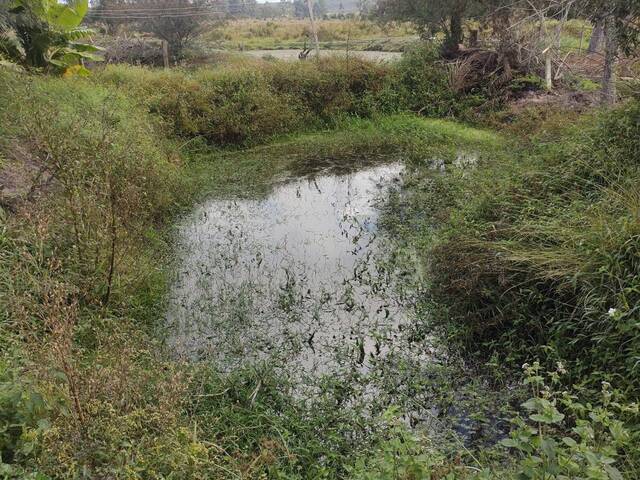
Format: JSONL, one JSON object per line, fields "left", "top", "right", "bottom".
{"left": 166, "top": 163, "right": 406, "bottom": 375}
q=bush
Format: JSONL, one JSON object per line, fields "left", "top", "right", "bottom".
{"left": 0, "top": 70, "right": 191, "bottom": 476}
{"left": 93, "top": 50, "right": 492, "bottom": 148}
{"left": 94, "top": 58, "right": 396, "bottom": 147}
{"left": 392, "top": 44, "right": 489, "bottom": 118}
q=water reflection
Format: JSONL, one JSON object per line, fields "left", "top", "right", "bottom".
{"left": 166, "top": 163, "right": 406, "bottom": 376}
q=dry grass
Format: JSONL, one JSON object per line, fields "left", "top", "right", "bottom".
{"left": 200, "top": 18, "right": 416, "bottom": 50}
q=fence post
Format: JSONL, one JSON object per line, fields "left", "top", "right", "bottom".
{"left": 306, "top": 0, "right": 320, "bottom": 58}
{"left": 162, "top": 40, "right": 169, "bottom": 69}
{"left": 543, "top": 47, "right": 553, "bottom": 90}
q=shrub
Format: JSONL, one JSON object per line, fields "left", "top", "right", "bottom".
{"left": 501, "top": 362, "right": 636, "bottom": 480}
{"left": 1, "top": 71, "right": 180, "bottom": 307}
{"left": 93, "top": 49, "right": 498, "bottom": 148}
{"left": 392, "top": 44, "right": 488, "bottom": 118}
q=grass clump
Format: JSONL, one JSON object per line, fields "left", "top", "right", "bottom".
{"left": 401, "top": 97, "right": 640, "bottom": 397}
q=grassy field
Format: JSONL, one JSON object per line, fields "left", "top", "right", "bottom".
{"left": 196, "top": 17, "right": 593, "bottom": 54}
{"left": 199, "top": 18, "right": 417, "bottom": 51}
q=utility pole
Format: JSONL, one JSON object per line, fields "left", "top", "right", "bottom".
{"left": 306, "top": 0, "right": 320, "bottom": 58}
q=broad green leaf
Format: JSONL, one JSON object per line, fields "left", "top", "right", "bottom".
{"left": 530, "top": 411, "right": 565, "bottom": 424}
{"left": 47, "top": 0, "right": 88, "bottom": 29}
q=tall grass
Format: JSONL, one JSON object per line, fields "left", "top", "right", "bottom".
{"left": 405, "top": 97, "right": 640, "bottom": 394}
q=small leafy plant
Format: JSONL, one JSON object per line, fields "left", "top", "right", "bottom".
{"left": 501, "top": 361, "right": 637, "bottom": 480}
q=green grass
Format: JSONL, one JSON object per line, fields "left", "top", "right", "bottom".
{"left": 395, "top": 98, "right": 640, "bottom": 396}
{"left": 2, "top": 52, "right": 639, "bottom": 478}
{"left": 0, "top": 65, "right": 506, "bottom": 477}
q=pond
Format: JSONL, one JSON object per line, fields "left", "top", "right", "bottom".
{"left": 166, "top": 157, "right": 506, "bottom": 443}
{"left": 166, "top": 163, "right": 418, "bottom": 380}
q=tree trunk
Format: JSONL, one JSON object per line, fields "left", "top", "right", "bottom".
{"left": 492, "top": 8, "right": 516, "bottom": 80}
{"left": 601, "top": 15, "right": 618, "bottom": 106}
{"left": 469, "top": 29, "right": 478, "bottom": 48}
{"left": 588, "top": 18, "right": 605, "bottom": 53}
{"left": 443, "top": 11, "right": 463, "bottom": 57}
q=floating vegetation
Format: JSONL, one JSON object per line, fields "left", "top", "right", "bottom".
{"left": 167, "top": 163, "right": 411, "bottom": 375}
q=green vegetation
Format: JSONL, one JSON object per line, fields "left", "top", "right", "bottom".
{"left": 0, "top": 0, "right": 102, "bottom": 73}
{"left": 91, "top": 47, "right": 485, "bottom": 148}
{"left": 200, "top": 18, "right": 416, "bottom": 52}
{"left": 383, "top": 98, "right": 640, "bottom": 476}
{"left": 400, "top": 100, "right": 640, "bottom": 390}
{"left": 0, "top": 63, "right": 504, "bottom": 477}
{"left": 2, "top": 5, "right": 640, "bottom": 476}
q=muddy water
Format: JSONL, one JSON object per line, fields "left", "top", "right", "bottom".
{"left": 166, "top": 163, "right": 415, "bottom": 378}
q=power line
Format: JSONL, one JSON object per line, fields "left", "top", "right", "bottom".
{"left": 88, "top": 6, "right": 247, "bottom": 19}
{"left": 89, "top": 1, "right": 284, "bottom": 13}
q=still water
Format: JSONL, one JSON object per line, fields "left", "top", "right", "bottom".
{"left": 166, "top": 163, "right": 411, "bottom": 377}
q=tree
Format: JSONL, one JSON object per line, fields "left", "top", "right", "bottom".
{"left": 139, "top": 0, "right": 210, "bottom": 60}
{"left": 293, "top": 0, "right": 325, "bottom": 19}
{"left": 588, "top": 17, "right": 604, "bottom": 53}
{"left": 375, "top": 0, "right": 479, "bottom": 57}
{"left": 87, "top": 0, "right": 129, "bottom": 34}
{"left": 579, "top": 0, "right": 640, "bottom": 104}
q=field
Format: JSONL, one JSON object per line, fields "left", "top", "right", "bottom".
{"left": 199, "top": 18, "right": 418, "bottom": 51}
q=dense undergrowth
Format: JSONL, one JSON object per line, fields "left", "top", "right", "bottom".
{"left": 388, "top": 97, "right": 640, "bottom": 476}
{"left": 1, "top": 49, "right": 639, "bottom": 478}
{"left": 404, "top": 99, "right": 640, "bottom": 391}
{"left": 92, "top": 46, "right": 482, "bottom": 148}
{"left": 0, "top": 59, "right": 501, "bottom": 478}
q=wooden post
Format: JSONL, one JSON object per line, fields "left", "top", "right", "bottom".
{"left": 346, "top": 26, "right": 350, "bottom": 66}
{"left": 543, "top": 47, "right": 552, "bottom": 91}
{"left": 306, "top": 0, "right": 320, "bottom": 59}
{"left": 601, "top": 14, "right": 618, "bottom": 105}
{"left": 162, "top": 40, "right": 169, "bottom": 69}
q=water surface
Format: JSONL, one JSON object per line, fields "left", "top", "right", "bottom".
{"left": 167, "top": 163, "right": 409, "bottom": 377}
